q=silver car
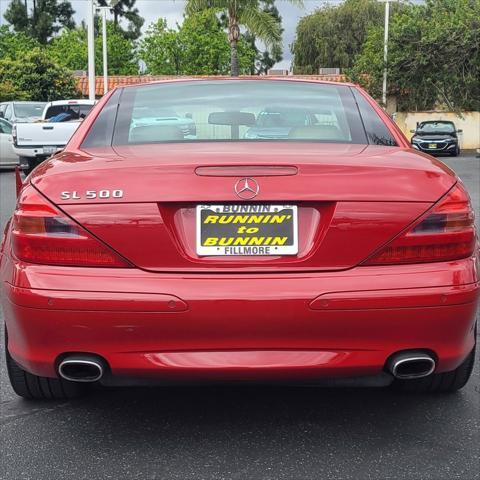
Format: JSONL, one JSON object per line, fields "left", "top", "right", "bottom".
{"left": 0, "top": 101, "right": 47, "bottom": 123}
{"left": 0, "top": 118, "right": 27, "bottom": 169}
{"left": 0, "top": 118, "right": 17, "bottom": 168}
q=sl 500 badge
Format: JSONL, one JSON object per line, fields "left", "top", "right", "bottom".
{"left": 60, "top": 189, "right": 124, "bottom": 200}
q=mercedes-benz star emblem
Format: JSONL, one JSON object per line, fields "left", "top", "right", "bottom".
{"left": 234, "top": 177, "right": 260, "bottom": 200}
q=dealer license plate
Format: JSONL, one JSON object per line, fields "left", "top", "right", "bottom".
{"left": 196, "top": 204, "right": 298, "bottom": 256}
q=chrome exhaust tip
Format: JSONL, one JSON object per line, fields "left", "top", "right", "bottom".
{"left": 388, "top": 352, "right": 436, "bottom": 380}
{"left": 58, "top": 357, "right": 104, "bottom": 383}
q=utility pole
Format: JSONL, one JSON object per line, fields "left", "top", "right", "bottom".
{"left": 87, "top": 0, "right": 96, "bottom": 101}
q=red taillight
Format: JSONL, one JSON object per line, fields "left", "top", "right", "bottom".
{"left": 12, "top": 185, "right": 130, "bottom": 267}
{"left": 364, "top": 183, "right": 477, "bottom": 265}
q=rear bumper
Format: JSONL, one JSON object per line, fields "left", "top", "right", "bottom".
{"left": 12, "top": 146, "right": 61, "bottom": 159}
{"left": 1, "top": 256, "right": 479, "bottom": 381}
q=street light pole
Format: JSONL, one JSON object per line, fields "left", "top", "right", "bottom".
{"left": 87, "top": 0, "right": 96, "bottom": 101}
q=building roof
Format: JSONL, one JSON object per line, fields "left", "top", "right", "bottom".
{"left": 75, "top": 75, "right": 349, "bottom": 97}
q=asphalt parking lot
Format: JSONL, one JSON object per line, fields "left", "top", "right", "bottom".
{"left": 1, "top": 154, "right": 479, "bottom": 480}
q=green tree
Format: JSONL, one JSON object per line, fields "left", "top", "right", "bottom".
{"left": 4, "top": 0, "right": 75, "bottom": 44}
{"left": 347, "top": 26, "right": 385, "bottom": 100}
{"left": 49, "top": 22, "right": 138, "bottom": 75}
{"left": 185, "top": 0, "right": 301, "bottom": 77}
{"left": 257, "top": 0, "right": 284, "bottom": 73}
{"left": 180, "top": 10, "right": 255, "bottom": 75}
{"left": 351, "top": 0, "right": 480, "bottom": 111}
{"left": 139, "top": 11, "right": 256, "bottom": 75}
{"left": 139, "top": 19, "right": 183, "bottom": 75}
{"left": 97, "top": 0, "right": 144, "bottom": 40}
{"left": 242, "top": 1, "right": 284, "bottom": 74}
{"left": 0, "top": 24, "right": 40, "bottom": 58}
{"left": 292, "top": 0, "right": 387, "bottom": 74}
{"left": 0, "top": 48, "right": 77, "bottom": 101}
{"left": 179, "top": 11, "right": 234, "bottom": 75}
{"left": 0, "top": 79, "right": 28, "bottom": 102}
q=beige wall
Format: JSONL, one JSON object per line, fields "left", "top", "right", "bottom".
{"left": 394, "top": 111, "right": 480, "bottom": 150}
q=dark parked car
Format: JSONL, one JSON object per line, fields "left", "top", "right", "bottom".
{"left": 410, "top": 120, "right": 462, "bottom": 156}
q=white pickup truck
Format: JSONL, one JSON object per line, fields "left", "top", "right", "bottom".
{"left": 12, "top": 99, "right": 95, "bottom": 172}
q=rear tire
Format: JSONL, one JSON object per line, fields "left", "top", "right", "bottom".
{"left": 392, "top": 344, "right": 475, "bottom": 393}
{"left": 5, "top": 328, "right": 86, "bottom": 400}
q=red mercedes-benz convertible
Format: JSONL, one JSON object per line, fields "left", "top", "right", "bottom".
{"left": 1, "top": 79, "right": 478, "bottom": 399}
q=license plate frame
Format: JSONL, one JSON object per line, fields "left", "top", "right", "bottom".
{"left": 196, "top": 204, "right": 298, "bottom": 256}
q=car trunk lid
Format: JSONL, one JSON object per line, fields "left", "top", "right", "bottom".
{"left": 31, "top": 143, "right": 456, "bottom": 272}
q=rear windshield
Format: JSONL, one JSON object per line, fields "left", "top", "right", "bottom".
{"left": 45, "top": 104, "right": 93, "bottom": 122}
{"left": 82, "top": 80, "right": 397, "bottom": 147}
